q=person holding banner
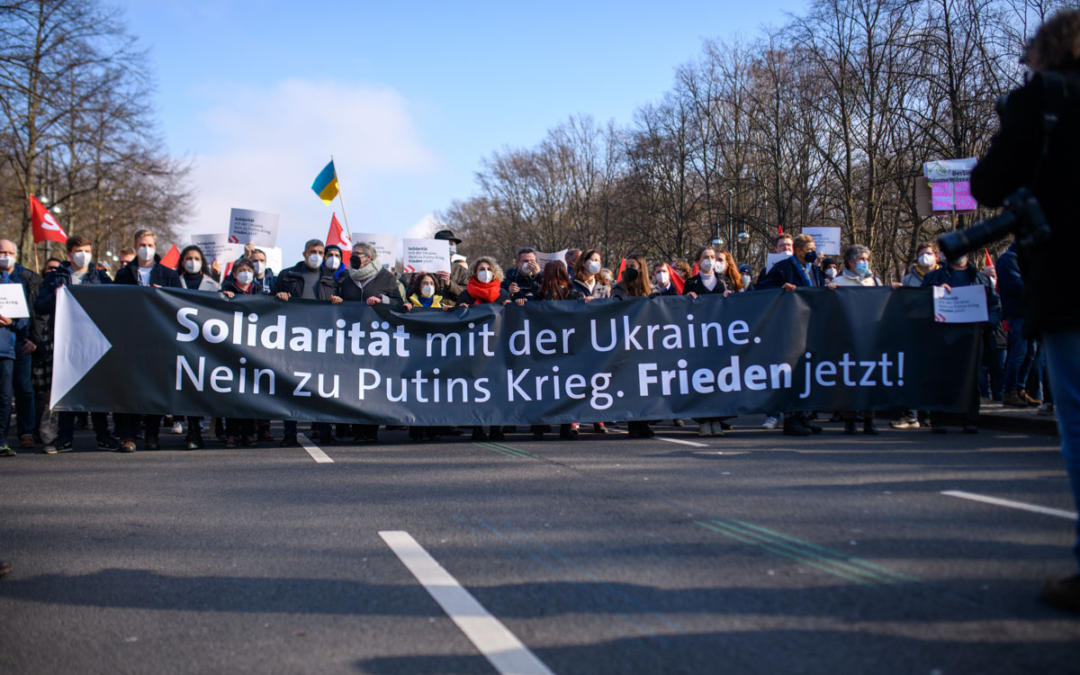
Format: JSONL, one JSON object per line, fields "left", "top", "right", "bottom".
{"left": 737, "top": 264, "right": 755, "bottom": 292}
{"left": 757, "top": 234, "right": 794, "bottom": 285}
{"left": 247, "top": 248, "right": 276, "bottom": 294}
{"left": 683, "top": 245, "right": 730, "bottom": 298}
{"left": 571, "top": 249, "right": 612, "bottom": 300}
{"left": 503, "top": 248, "right": 543, "bottom": 302}
{"left": 177, "top": 246, "right": 222, "bottom": 292}
{"left": 529, "top": 260, "right": 584, "bottom": 440}
{"left": 406, "top": 272, "right": 446, "bottom": 309}
{"left": 339, "top": 243, "right": 404, "bottom": 307}
{"left": 221, "top": 259, "right": 275, "bottom": 444}
{"left": 901, "top": 242, "right": 941, "bottom": 288}
{"left": 922, "top": 253, "right": 1001, "bottom": 434}
{"left": 34, "top": 236, "right": 115, "bottom": 454}
{"left": 652, "top": 263, "right": 679, "bottom": 296}
{"left": 113, "top": 230, "right": 180, "bottom": 452}
{"left": 0, "top": 240, "right": 42, "bottom": 453}
{"left": 0, "top": 274, "right": 28, "bottom": 457}
{"left": 272, "top": 239, "right": 342, "bottom": 304}
{"left": 718, "top": 251, "right": 744, "bottom": 292}
{"left": 612, "top": 254, "right": 655, "bottom": 300}
{"left": 454, "top": 257, "right": 510, "bottom": 441}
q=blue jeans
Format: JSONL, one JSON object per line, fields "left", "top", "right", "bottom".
{"left": 13, "top": 350, "right": 33, "bottom": 437}
{"left": 1043, "top": 328, "right": 1080, "bottom": 571}
{"left": 0, "top": 358, "right": 13, "bottom": 443}
{"left": 1004, "top": 318, "right": 1035, "bottom": 392}
{"left": 980, "top": 330, "right": 1006, "bottom": 400}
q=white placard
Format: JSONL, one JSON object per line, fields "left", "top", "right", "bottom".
{"left": 228, "top": 208, "right": 279, "bottom": 247}
{"left": 765, "top": 252, "right": 792, "bottom": 273}
{"left": 189, "top": 233, "right": 242, "bottom": 267}
{"left": 353, "top": 233, "right": 398, "bottom": 269}
{"left": 402, "top": 238, "right": 450, "bottom": 274}
{"left": 0, "top": 284, "right": 29, "bottom": 319}
{"left": 535, "top": 249, "right": 569, "bottom": 271}
{"left": 923, "top": 158, "right": 977, "bottom": 183}
{"left": 240, "top": 244, "right": 283, "bottom": 274}
{"left": 933, "top": 284, "right": 988, "bottom": 323}
{"left": 802, "top": 227, "right": 842, "bottom": 256}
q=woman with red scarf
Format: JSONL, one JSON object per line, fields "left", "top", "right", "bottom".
{"left": 456, "top": 257, "right": 511, "bottom": 441}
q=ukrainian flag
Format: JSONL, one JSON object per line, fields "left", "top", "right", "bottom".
{"left": 311, "top": 160, "right": 339, "bottom": 204}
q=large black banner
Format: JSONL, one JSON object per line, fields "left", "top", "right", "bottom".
{"left": 53, "top": 286, "right": 979, "bottom": 424}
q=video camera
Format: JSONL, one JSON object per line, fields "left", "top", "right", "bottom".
{"left": 938, "top": 187, "right": 1052, "bottom": 261}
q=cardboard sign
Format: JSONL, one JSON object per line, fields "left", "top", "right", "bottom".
{"left": 353, "top": 233, "right": 398, "bottom": 270}
{"left": 536, "top": 249, "right": 569, "bottom": 271}
{"left": 765, "top": 252, "right": 792, "bottom": 273}
{"left": 402, "top": 238, "right": 450, "bottom": 274}
{"left": 933, "top": 284, "right": 988, "bottom": 323}
{"left": 0, "top": 284, "right": 29, "bottom": 319}
{"left": 802, "top": 227, "right": 841, "bottom": 256}
{"left": 228, "top": 208, "right": 279, "bottom": 247}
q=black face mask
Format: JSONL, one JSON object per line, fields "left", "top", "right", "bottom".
{"left": 624, "top": 267, "right": 639, "bottom": 283}
{"left": 804, "top": 250, "right": 818, "bottom": 264}
{"left": 350, "top": 254, "right": 364, "bottom": 270}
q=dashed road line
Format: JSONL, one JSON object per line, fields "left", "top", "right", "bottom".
{"left": 380, "top": 530, "right": 555, "bottom": 675}
{"left": 297, "top": 433, "right": 333, "bottom": 464}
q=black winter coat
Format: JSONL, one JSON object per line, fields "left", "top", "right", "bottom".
{"left": 272, "top": 261, "right": 339, "bottom": 301}
{"left": 338, "top": 268, "right": 405, "bottom": 305}
{"left": 682, "top": 274, "right": 728, "bottom": 295}
{"left": 970, "top": 68, "right": 1080, "bottom": 335}
{"left": 35, "top": 262, "right": 112, "bottom": 326}
{"left": 113, "top": 257, "right": 181, "bottom": 288}
{"left": 922, "top": 264, "right": 1002, "bottom": 326}
{"left": 757, "top": 256, "right": 828, "bottom": 289}
{"left": 502, "top": 266, "right": 542, "bottom": 301}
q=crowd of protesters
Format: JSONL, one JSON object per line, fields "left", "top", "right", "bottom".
{"left": 0, "top": 221, "right": 1048, "bottom": 458}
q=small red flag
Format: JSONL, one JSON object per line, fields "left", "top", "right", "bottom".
{"left": 29, "top": 195, "right": 67, "bottom": 244}
{"left": 326, "top": 213, "right": 351, "bottom": 252}
{"left": 666, "top": 263, "right": 685, "bottom": 294}
{"left": 984, "top": 249, "right": 993, "bottom": 268}
{"left": 778, "top": 224, "right": 784, "bottom": 235}
{"left": 692, "top": 263, "right": 700, "bottom": 277}
{"left": 160, "top": 244, "right": 180, "bottom": 269}
{"left": 615, "top": 257, "right": 626, "bottom": 282}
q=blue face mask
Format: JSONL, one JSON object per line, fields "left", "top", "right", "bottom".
{"left": 855, "top": 261, "right": 870, "bottom": 275}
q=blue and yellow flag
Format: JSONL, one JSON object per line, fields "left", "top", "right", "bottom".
{"left": 311, "top": 160, "right": 339, "bottom": 205}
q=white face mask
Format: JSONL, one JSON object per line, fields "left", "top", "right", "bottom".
{"left": 655, "top": 271, "right": 669, "bottom": 286}
{"left": 306, "top": 253, "right": 323, "bottom": 269}
{"left": 421, "top": 284, "right": 435, "bottom": 298}
{"left": 741, "top": 274, "right": 751, "bottom": 287}
{"left": 0, "top": 255, "right": 14, "bottom": 270}
{"left": 184, "top": 259, "right": 202, "bottom": 274}
{"left": 236, "top": 270, "right": 254, "bottom": 285}
{"left": 71, "top": 251, "right": 92, "bottom": 270}
{"left": 918, "top": 253, "right": 935, "bottom": 268}
{"left": 825, "top": 267, "right": 837, "bottom": 279}
{"left": 253, "top": 261, "right": 266, "bottom": 275}
{"left": 137, "top": 246, "right": 155, "bottom": 262}
{"left": 325, "top": 256, "right": 341, "bottom": 271}
{"left": 587, "top": 260, "right": 601, "bottom": 275}
{"left": 715, "top": 260, "right": 727, "bottom": 275}
{"left": 520, "top": 263, "right": 533, "bottom": 276}
{"left": 477, "top": 269, "right": 494, "bottom": 283}
{"left": 699, "top": 258, "right": 714, "bottom": 273}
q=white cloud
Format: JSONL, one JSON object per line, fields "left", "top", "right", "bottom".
{"left": 182, "top": 79, "right": 441, "bottom": 257}
{"left": 405, "top": 213, "right": 441, "bottom": 240}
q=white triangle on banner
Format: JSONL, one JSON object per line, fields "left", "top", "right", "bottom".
{"left": 51, "top": 286, "right": 112, "bottom": 407}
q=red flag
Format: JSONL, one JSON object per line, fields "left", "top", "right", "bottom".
{"left": 665, "top": 263, "right": 685, "bottom": 294}
{"left": 778, "top": 224, "right": 784, "bottom": 235}
{"left": 29, "top": 195, "right": 67, "bottom": 244}
{"left": 984, "top": 249, "right": 993, "bottom": 268}
{"left": 692, "top": 263, "right": 700, "bottom": 277}
{"left": 615, "top": 257, "right": 626, "bottom": 282}
{"left": 326, "top": 213, "right": 351, "bottom": 252}
{"left": 160, "top": 244, "right": 180, "bottom": 269}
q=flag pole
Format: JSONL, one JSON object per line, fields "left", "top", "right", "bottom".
{"left": 331, "top": 155, "right": 353, "bottom": 240}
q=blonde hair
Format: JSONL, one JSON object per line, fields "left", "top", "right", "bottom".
{"left": 470, "top": 256, "right": 504, "bottom": 282}
{"left": 132, "top": 229, "right": 155, "bottom": 246}
{"left": 793, "top": 233, "right": 815, "bottom": 251}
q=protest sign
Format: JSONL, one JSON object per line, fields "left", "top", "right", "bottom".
{"left": 766, "top": 252, "right": 791, "bottom": 273}
{"left": 802, "top": 227, "right": 841, "bottom": 256}
{"left": 932, "top": 285, "right": 989, "bottom": 323}
{"left": 402, "top": 238, "right": 450, "bottom": 274}
{"left": 228, "top": 208, "right": 279, "bottom": 247}
{"left": 189, "top": 233, "right": 241, "bottom": 267}
{"left": 0, "top": 284, "right": 30, "bottom": 319}
{"left": 536, "top": 250, "right": 569, "bottom": 270}
{"left": 52, "top": 286, "right": 980, "bottom": 424}
{"left": 923, "top": 159, "right": 978, "bottom": 213}
{"left": 353, "top": 233, "right": 399, "bottom": 269}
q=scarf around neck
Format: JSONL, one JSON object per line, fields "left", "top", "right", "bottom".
{"left": 349, "top": 261, "right": 380, "bottom": 284}
{"left": 466, "top": 277, "right": 501, "bottom": 304}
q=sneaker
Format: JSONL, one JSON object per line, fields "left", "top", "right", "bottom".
{"left": 1038, "top": 403, "right": 1056, "bottom": 416}
{"left": 0, "top": 445, "right": 15, "bottom": 457}
{"left": 97, "top": 438, "right": 119, "bottom": 451}
{"left": 119, "top": 440, "right": 136, "bottom": 453}
{"left": 1043, "top": 574, "right": 1080, "bottom": 613}
{"left": 890, "top": 416, "right": 920, "bottom": 429}
{"left": 762, "top": 415, "right": 779, "bottom": 430}
{"left": 18, "top": 434, "right": 34, "bottom": 449}
{"left": 1002, "top": 390, "right": 1028, "bottom": 407}
{"left": 43, "top": 444, "right": 57, "bottom": 455}
{"left": 171, "top": 422, "right": 184, "bottom": 435}
{"left": 185, "top": 434, "right": 205, "bottom": 450}
{"left": 54, "top": 440, "right": 73, "bottom": 453}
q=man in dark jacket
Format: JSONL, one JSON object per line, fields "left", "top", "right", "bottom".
{"left": 923, "top": 254, "right": 1001, "bottom": 434}
{"left": 0, "top": 258, "right": 31, "bottom": 457}
{"left": 113, "top": 229, "right": 180, "bottom": 452}
{"left": 34, "top": 235, "right": 114, "bottom": 453}
{"left": 758, "top": 233, "right": 832, "bottom": 290}
{"left": 433, "top": 229, "right": 468, "bottom": 301}
{"left": 250, "top": 248, "right": 276, "bottom": 294}
{"left": 502, "top": 247, "right": 543, "bottom": 301}
{"left": 969, "top": 9, "right": 1080, "bottom": 611}
{"left": 995, "top": 243, "right": 1040, "bottom": 407}
{"left": 339, "top": 243, "right": 404, "bottom": 306}
{"left": 0, "top": 239, "right": 42, "bottom": 451}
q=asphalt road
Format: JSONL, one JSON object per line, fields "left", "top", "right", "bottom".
{"left": 1, "top": 418, "right": 1077, "bottom": 675}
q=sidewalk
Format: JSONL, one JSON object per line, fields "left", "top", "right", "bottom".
{"left": 977, "top": 401, "right": 1059, "bottom": 435}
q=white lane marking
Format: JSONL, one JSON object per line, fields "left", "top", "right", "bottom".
{"left": 380, "top": 531, "right": 555, "bottom": 675}
{"left": 941, "top": 490, "right": 1077, "bottom": 520}
{"left": 298, "top": 433, "right": 333, "bottom": 464}
{"left": 656, "top": 436, "right": 710, "bottom": 448}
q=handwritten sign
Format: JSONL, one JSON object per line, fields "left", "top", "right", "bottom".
{"left": 933, "top": 284, "right": 988, "bottom": 323}
{"left": 0, "top": 284, "right": 29, "bottom": 319}
{"left": 402, "top": 238, "right": 450, "bottom": 274}
{"left": 802, "top": 227, "right": 841, "bottom": 256}
{"left": 228, "top": 208, "right": 279, "bottom": 247}
{"left": 353, "top": 233, "right": 398, "bottom": 269}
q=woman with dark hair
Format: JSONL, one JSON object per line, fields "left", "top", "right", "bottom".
{"left": 222, "top": 258, "right": 258, "bottom": 296}
{"left": 178, "top": 245, "right": 222, "bottom": 292}
{"left": 683, "top": 245, "right": 729, "bottom": 298}
{"left": 407, "top": 272, "right": 446, "bottom": 308}
{"left": 529, "top": 260, "right": 585, "bottom": 441}
{"left": 612, "top": 253, "right": 656, "bottom": 300}
{"left": 218, "top": 258, "right": 259, "bottom": 448}
{"left": 571, "top": 249, "right": 611, "bottom": 299}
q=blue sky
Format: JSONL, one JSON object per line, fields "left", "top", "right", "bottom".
{"left": 119, "top": 0, "right": 806, "bottom": 265}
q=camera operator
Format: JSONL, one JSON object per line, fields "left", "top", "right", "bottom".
{"left": 969, "top": 9, "right": 1080, "bottom": 612}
